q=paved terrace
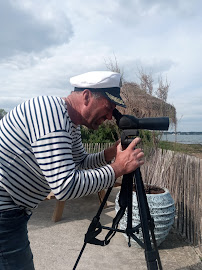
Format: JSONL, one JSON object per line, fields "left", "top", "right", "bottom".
{"left": 28, "top": 187, "right": 202, "bottom": 270}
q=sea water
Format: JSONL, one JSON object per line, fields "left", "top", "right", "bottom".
{"left": 161, "top": 134, "right": 202, "bottom": 145}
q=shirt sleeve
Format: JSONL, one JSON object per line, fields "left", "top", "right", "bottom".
{"left": 31, "top": 130, "right": 116, "bottom": 201}
{"left": 71, "top": 126, "right": 108, "bottom": 170}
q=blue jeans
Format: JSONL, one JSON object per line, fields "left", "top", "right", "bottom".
{"left": 0, "top": 209, "right": 35, "bottom": 270}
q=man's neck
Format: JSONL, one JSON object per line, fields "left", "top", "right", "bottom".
{"left": 63, "top": 94, "right": 82, "bottom": 126}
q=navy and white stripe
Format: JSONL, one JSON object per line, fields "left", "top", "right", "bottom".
{"left": 0, "top": 96, "right": 115, "bottom": 211}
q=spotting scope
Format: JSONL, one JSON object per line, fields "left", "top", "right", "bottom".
{"left": 113, "top": 109, "right": 169, "bottom": 131}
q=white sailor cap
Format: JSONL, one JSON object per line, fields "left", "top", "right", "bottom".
{"left": 70, "top": 71, "right": 126, "bottom": 108}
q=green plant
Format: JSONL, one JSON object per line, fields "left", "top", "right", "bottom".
{"left": 0, "top": 109, "right": 7, "bottom": 120}
{"left": 159, "top": 140, "right": 202, "bottom": 156}
{"left": 81, "top": 122, "right": 119, "bottom": 143}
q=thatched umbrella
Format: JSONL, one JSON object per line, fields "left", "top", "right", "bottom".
{"left": 120, "top": 82, "right": 176, "bottom": 127}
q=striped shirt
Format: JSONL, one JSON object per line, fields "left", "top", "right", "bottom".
{"left": 0, "top": 96, "right": 115, "bottom": 211}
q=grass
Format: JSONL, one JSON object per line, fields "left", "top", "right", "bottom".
{"left": 159, "top": 141, "right": 202, "bottom": 157}
{"left": 140, "top": 131, "right": 202, "bottom": 158}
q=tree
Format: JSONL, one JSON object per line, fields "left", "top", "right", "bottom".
{"left": 81, "top": 122, "right": 119, "bottom": 143}
{"left": 104, "top": 54, "right": 124, "bottom": 81}
{"left": 0, "top": 109, "right": 7, "bottom": 120}
{"left": 137, "top": 67, "right": 154, "bottom": 95}
{"left": 155, "top": 75, "right": 169, "bottom": 102}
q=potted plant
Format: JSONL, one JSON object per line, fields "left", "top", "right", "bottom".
{"left": 115, "top": 183, "right": 175, "bottom": 247}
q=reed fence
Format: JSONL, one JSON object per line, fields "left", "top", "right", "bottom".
{"left": 141, "top": 148, "right": 202, "bottom": 252}
{"left": 83, "top": 142, "right": 113, "bottom": 154}
{"left": 84, "top": 143, "right": 202, "bottom": 252}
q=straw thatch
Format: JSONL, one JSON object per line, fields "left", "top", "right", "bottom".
{"left": 120, "top": 82, "right": 177, "bottom": 126}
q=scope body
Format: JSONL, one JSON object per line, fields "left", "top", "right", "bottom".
{"left": 113, "top": 109, "right": 169, "bottom": 131}
{"left": 119, "top": 115, "right": 169, "bottom": 131}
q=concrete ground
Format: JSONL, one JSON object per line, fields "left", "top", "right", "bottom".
{"left": 28, "top": 187, "right": 202, "bottom": 270}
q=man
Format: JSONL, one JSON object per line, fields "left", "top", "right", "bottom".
{"left": 0, "top": 71, "right": 144, "bottom": 269}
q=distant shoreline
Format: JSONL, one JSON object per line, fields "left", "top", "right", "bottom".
{"left": 161, "top": 133, "right": 202, "bottom": 145}
{"left": 163, "top": 132, "right": 202, "bottom": 135}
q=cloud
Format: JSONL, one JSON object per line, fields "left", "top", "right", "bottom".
{"left": 0, "top": 40, "right": 114, "bottom": 112}
{"left": 0, "top": 0, "right": 201, "bottom": 132}
{"left": 0, "top": 96, "right": 25, "bottom": 113}
{"left": 0, "top": 1, "right": 73, "bottom": 59}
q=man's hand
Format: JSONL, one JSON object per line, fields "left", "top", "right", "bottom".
{"left": 110, "top": 137, "right": 144, "bottom": 179}
{"left": 104, "top": 140, "right": 120, "bottom": 163}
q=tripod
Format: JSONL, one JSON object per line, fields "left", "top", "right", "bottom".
{"left": 73, "top": 136, "right": 163, "bottom": 269}
{"left": 73, "top": 109, "right": 168, "bottom": 270}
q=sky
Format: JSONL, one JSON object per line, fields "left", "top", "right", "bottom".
{"left": 0, "top": 0, "right": 201, "bottom": 132}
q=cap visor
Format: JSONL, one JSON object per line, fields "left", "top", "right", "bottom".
{"left": 103, "top": 92, "right": 126, "bottom": 108}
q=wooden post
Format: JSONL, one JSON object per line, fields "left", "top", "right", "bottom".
{"left": 45, "top": 192, "right": 66, "bottom": 222}
{"left": 46, "top": 190, "right": 109, "bottom": 222}
{"left": 97, "top": 190, "right": 107, "bottom": 208}
{"left": 199, "top": 159, "right": 202, "bottom": 253}
{"left": 52, "top": 200, "right": 66, "bottom": 222}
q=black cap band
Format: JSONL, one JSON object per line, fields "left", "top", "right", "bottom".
{"left": 74, "top": 87, "right": 120, "bottom": 93}
{"left": 74, "top": 86, "right": 126, "bottom": 108}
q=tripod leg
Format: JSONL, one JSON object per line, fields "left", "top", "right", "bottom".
{"left": 73, "top": 186, "right": 113, "bottom": 269}
{"left": 134, "top": 168, "right": 162, "bottom": 270}
{"left": 73, "top": 242, "right": 87, "bottom": 270}
{"left": 125, "top": 173, "right": 134, "bottom": 247}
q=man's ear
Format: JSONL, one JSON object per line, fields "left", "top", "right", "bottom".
{"left": 82, "top": 89, "right": 92, "bottom": 106}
